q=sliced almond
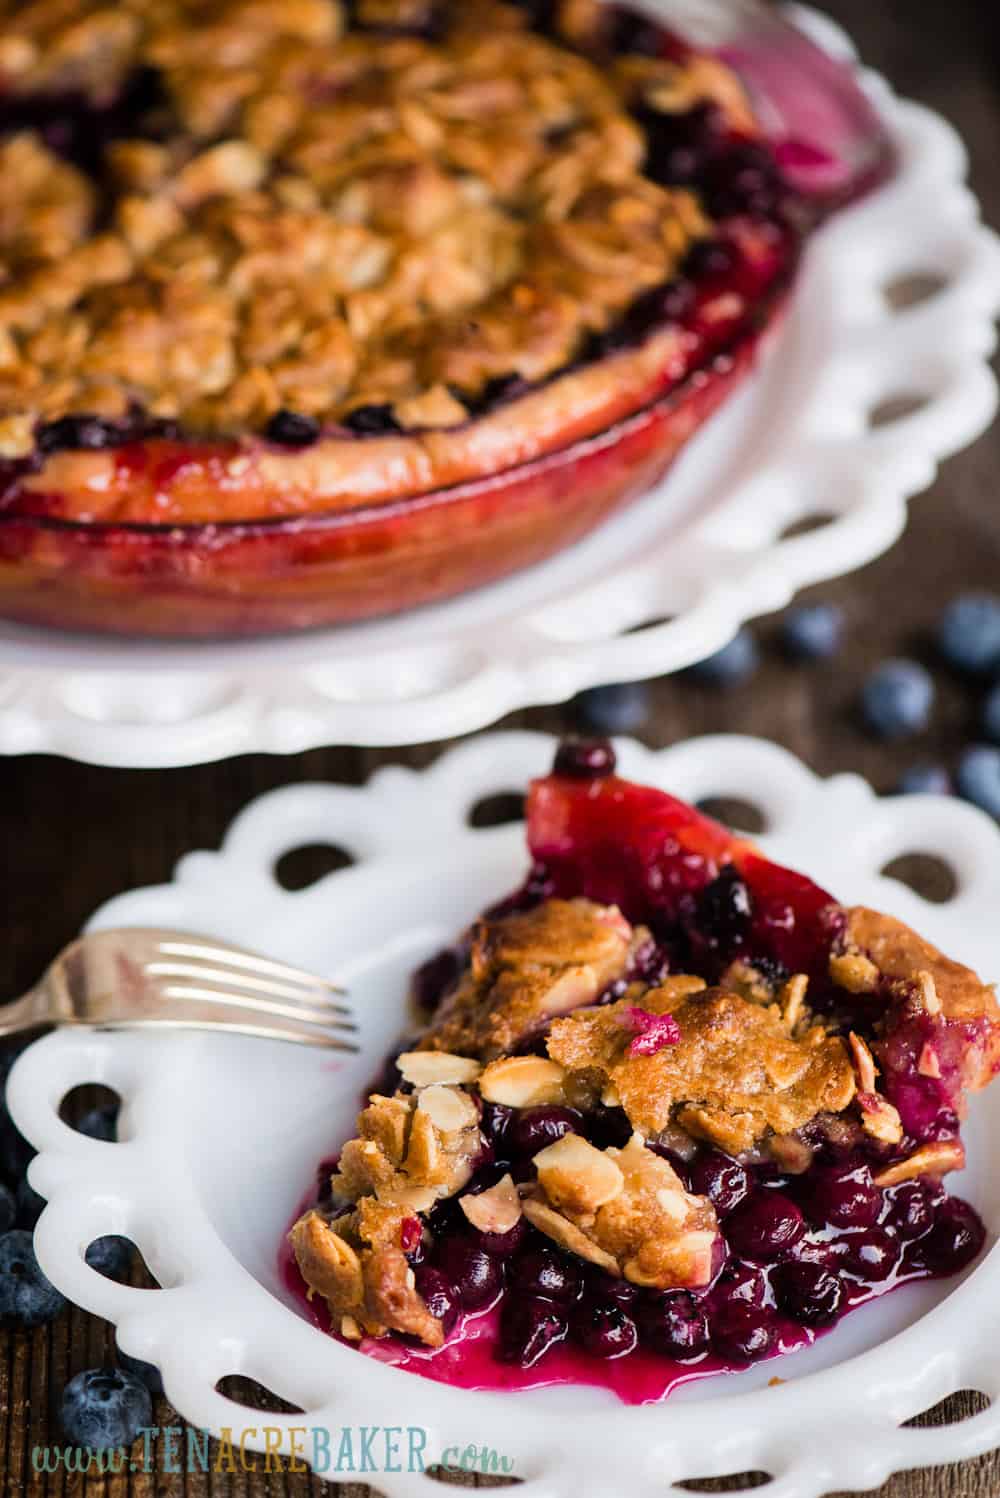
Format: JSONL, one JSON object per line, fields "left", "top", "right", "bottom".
{"left": 918, "top": 1042, "right": 942, "bottom": 1079}
{"left": 857, "top": 1091, "right": 903, "bottom": 1145}
{"left": 375, "top": 1183, "right": 439, "bottom": 1213}
{"left": 654, "top": 1186, "right": 688, "bottom": 1225}
{"left": 830, "top": 953, "right": 880, "bottom": 994}
{"left": 534, "top": 1134, "right": 625, "bottom": 1215}
{"left": 848, "top": 1031, "right": 878, "bottom": 1094}
{"left": 479, "top": 1055, "right": 568, "bottom": 1108}
{"left": 874, "top": 1139, "right": 966, "bottom": 1187}
{"left": 915, "top": 969, "right": 943, "bottom": 1016}
{"left": 340, "top": 1314, "right": 363, "bottom": 1341}
{"left": 416, "top": 1084, "right": 478, "bottom": 1133}
{"left": 402, "top": 1107, "right": 439, "bottom": 1178}
{"left": 522, "top": 1197, "right": 621, "bottom": 1275}
{"left": 397, "top": 1051, "right": 482, "bottom": 1088}
{"left": 780, "top": 974, "right": 809, "bottom": 1031}
{"left": 460, "top": 1174, "right": 522, "bottom": 1236}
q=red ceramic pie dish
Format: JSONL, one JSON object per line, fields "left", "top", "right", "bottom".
{"left": 0, "top": 0, "right": 888, "bottom": 637}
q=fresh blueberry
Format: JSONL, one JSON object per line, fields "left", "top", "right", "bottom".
{"left": 0, "top": 1229, "right": 66, "bottom": 1328}
{"left": 859, "top": 660, "right": 934, "bottom": 740}
{"left": 85, "top": 1235, "right": 134, "bottom": 1281}
{"left": 60, "top": 1367, "right": 152, "bottom": 1451}
{"left": 16, "top": 1177, "right": 44, "bottom": 1229}
{"left": 937, "top": 593, "right": 1000, "bottom": 675}
{"left": 956, "top": 746, "right": 1000, "bottom": 818}
{"left": 982, "top": 684, "right": 1000, "bottom": 744}
{"left": 574, "top": 682, "right": 651, "bottom": 735}
{"left": 895, "top": 764, "right": 952, "bottom": 796}
{"left": 0, "top": 1183, "right": 15, "bottom": 1234}
{"left": 76, "top": 1104, "right": 118, "bottom": 1142}
{"left": 781, "top": 603, "right": 844, "bottom": 661}
{"left": 117, "top": 1349, "right": 164, "bottom": 1398}
{"left": 687, "top": 629, "right": 759, "bottom": 687}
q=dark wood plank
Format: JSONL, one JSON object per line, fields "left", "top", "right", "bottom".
{"left": 3, "top": 0, "right": 1000, "bottom": 1493}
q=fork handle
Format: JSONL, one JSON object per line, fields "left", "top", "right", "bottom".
{"left": 0, "top": 984, "right": 52, "bottom": 1039}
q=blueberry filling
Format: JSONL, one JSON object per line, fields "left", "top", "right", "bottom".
{"left": 265, "top": 410, "right": 322, "bottom": 447}
{"left": 343, "top": 404, "right": 404, "bottom": 436}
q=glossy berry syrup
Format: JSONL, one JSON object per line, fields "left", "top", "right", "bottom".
{"left": 282, "top": 1133, "right": 985, "bottom": 1404}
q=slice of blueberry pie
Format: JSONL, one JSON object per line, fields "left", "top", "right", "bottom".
{"left": 288, "top": 739, "right": 997, "bottom": 1400}
{"left": 0, "top": 0, "right": 887, "bottom": 635}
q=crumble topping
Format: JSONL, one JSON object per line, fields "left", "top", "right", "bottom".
{"left": 418, "top": 897, "right": 639, "bottom": 1060}
{"left": 332, "top": 1084, "right": 483, "bottom": 1210}
{"left": 546, "top": 982, "right": 857, "bottom": 1156}
{"left": 524, "top": 1133, "right": 720, "bottom": 1288}
{"left": 0, "top": 0, "right": 750, "bottom": 453}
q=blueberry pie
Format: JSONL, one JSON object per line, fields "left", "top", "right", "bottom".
{"left": 0, "top": 0, "right": 881, "bottom": 635}
{"left": 288, "top": 739, "right": 997, "bottom": 1399}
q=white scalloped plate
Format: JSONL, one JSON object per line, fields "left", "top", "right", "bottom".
{"left": 8, "top": 732, "right": 1000, "bottom": 1496}
{"left": 1, "top": 7, "right": 999, "bottom": 767}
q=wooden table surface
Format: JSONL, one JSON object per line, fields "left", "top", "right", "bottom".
{"left": 3, "top": 1, "right": 1000, "bottom": 1492}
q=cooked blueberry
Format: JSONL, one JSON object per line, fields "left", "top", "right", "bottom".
{"left": 689, "top": 1151, "right": 752, "bottom": 1217}
{"left": 85, "top": 1235, "right": 134, "bottom": 1281}
{"left": 413, "top": 1266, "right": 459, "bottom": 1334}
{"left": 696, "top": 870, "right": 753, "bottom": 955}
{"left": 510, "top": 1247, "right": 581, "bottom": 1304}
{"left": 480, "top": 1101, "right": 514, "bottom": 1151}
{"left": 709, "top": 1259, "right": 768, "bottom": 1312}
{"left": 0, "top": 1229, "right": 65, "bottom": 1328}
{"left": 511, "top": 1106, "right": 584, "bottom": 1157}
{"left": 781, "top": 603, "right": 844, "bottom": 661}
{"left": 570, "top": 1297, "right": 638, "bottom": 1358}
{"left": 686, "top": 629, "right": 759, "bottom": 687}
{"left": 773, "top": 1261, "right": 843, "bottom": 1327}
{"left": 36, "top": 415, "right": 119, "bottom": 453}
{"left": 704, "top": 142, "right": 781, "bottom": 218}
{"left": 265, "top": 409, "right": 321, "bottom": 446}
{"left": 639, "top": 102, "right": 726, "bottom": 187}
{"left": 76, "top": 1103, "right": 118, "bottom": 1142}
{"left": 574, "top": 682, "right": 651, "bottom": 735}
{"left": 937, "top": 592, "right": 1000, "bottom": 675}
{"left": 582, "top": 1267, "right": 639, "bottom": 1308}
{"left": 840, "top": 1226, "right": 901, "bottom": 1282}
{"left": 802, "top": 1162, "right": 880, "bottom": 1231}
{"left": 477, "top": 373, "right": 531, "bottom": 409}
{"left": 887, "top": 1180, "right": 937, "bottom": 1241}
{"left": 60, "top": 1366, "right": 152, "bottom": 1452}
{"left": 956, "top": 746, "right": 1000, "bottom": 819}
{"left": 895, "top": 764, "right": 952, "bottom": 796}
{"left": 499, "top": 1295, "right": 568, "bottom": 1366}
{"left": 344, "top": 403, "right": 401, "bottom": 434}
{"left": 435, "top": 1237, "right": 502, "bottom": 1309}
{"left": 411, "top": 948, "right": 462, "bottom": 1014}
{"left": 711, "top": 1304, "right": 778, "bottom": 1363}
{"left": 0, "top": 1184, "right": 14, "bottom": 1235}
{"left": 638, "top": 1291, "right": 710, "bottom": 1359}
{"left": 683, "top": 237, "right": 741, "bottom": 283}
{"left": 468, "top": 1214, "right": 528, "bottom": 1259}
{"left": 611, "top": 7, "right": 668, "bottom": 57}
{"left": 917, "top": 1198, "right": 986, "bottom": 1274}
{"left": 585, "top": 1104, "right": 633, "bottom": 1151}
{"left": 552, "top": 736, "right": 617, "bottom": 779}
{"left": 725, "top": 1192, "right": 805, "bottom": 1261}
{"left": 860, "top": 660, "right": 934, "bottom": 740}
{"left": 116, "top": 1349, "right": 164, "bottom": 1397}
{"left": 16, "top": 1177, "right": 44, "bottom": 1229}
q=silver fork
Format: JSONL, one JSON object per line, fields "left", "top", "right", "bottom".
{"left": 0, "top": 929, "right": 358, "bottom": 1051}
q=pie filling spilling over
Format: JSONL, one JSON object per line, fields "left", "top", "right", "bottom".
{"left": 0, "top": 0, "right": 808, "bottom": 524}
{"left": 287, "top": 740, "right": 998, "bottom": 1400}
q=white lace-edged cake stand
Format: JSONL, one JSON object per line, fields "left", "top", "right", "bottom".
{"left": 7, "top": 731, "right": 1000, "bottom": 1497}
{"left": 2, "top": 6, "right": 1000, "bottom": 768}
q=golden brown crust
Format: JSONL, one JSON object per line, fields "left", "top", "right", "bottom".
{"left": 547, "top": 983, "right": 856, "bottom": 1156}
{"left": 0, "top": 0, "right": 748, "bottom": 465}
{"left": 419, "top": 897, "right": 636, "bottom": 1061}
{"left": 840, "top": 906, "right": 1000, "bottom": 1089}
